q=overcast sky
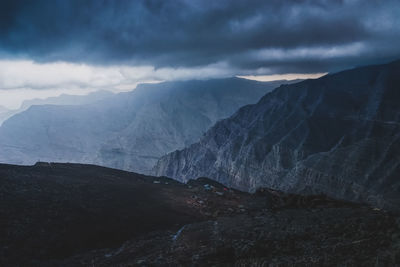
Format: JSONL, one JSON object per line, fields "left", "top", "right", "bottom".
{"left": 0, "top": 0, "right": 399, "bottom": 108}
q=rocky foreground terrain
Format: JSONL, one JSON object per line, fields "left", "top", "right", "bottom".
{"left": 0, "top": 163, "right": 399, "bottom": 266}
{"left": 155, "top": 60, "right": 400, "bottom": 212}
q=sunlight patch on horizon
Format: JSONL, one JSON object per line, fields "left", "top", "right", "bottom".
{"left": 0, "top": 59, "right": 328, "bottom": 109}
{"left": 237, "top": 73, "right": 327, "bottom": 82}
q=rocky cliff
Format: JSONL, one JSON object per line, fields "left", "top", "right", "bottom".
{"left": 0, "top": 78, "right": 281, "bottom": 174}
{"left": 155, "top": 60, "right": 400, "bottom": 211}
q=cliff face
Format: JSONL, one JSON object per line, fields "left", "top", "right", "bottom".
{"left": 0, "top": 78, "right": 279, "bottom": 174}
{"left": 155, "top": 60, "right": 400, "bottom": 210}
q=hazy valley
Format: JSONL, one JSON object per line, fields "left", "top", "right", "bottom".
{"left": 0, "top": 78, "right": 285, "bottom": 174}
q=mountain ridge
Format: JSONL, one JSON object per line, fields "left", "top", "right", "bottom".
{"left": 0, "top": 90, "right": 115, "bottom": 125}
{"left": 0, "top": 77, "right": 289, "bottom": 174}
{"left": 154, "top": 60, "right": 400, "bottom": 211}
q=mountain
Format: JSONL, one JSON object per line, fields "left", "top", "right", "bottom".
{"left": 155, "top": 60, "right": 400, "bottom": 211}
{"left": 0, "top": 90, "right": 114, "bottom": 125}
{"left": 0, "top": 163, "right": 398, "bottom": 266}
{"left": 19, "top": 90, "right": 115, "bottom": 110}
{"left": 0, "top": 78, "right": 286, "bottom": 174}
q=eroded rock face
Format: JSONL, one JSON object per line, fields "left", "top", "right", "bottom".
{"left": 155, "top": 60, "right": 400, "bottom": 210}
{"left": 0, "top": 78, "right": 279, "bottom": 174}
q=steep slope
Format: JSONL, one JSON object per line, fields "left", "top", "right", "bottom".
{"left": 0, "top": 78, "right": 282, "bottom": 174}
{"left": 155, "top": 60, "right": 400, "bottom": 210}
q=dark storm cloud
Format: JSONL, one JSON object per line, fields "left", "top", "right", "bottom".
{"left": 0, "top": 0, "right": 399, "bottom": 73}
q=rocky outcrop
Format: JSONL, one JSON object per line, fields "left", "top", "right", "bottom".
{"left": 155, "top": 60, "right": 400, "bottom": 210}
{"left": 0, "top": 78, "right": 281, "bottom": 174}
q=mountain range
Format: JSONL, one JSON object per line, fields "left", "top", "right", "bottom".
{"left": 0, "top": 61, "right": 399, "bottom": 265}
{"left": 1, "top": 61, "right": 399, "bottom": 211}
{"left": 0, "top": 90, "right": 114, "bottom": 125}
{"left": 0, "top": 78, "right": 285, "bottom": 174}
{"left": 155, "top": 60, "right": 400, "bottom": 211}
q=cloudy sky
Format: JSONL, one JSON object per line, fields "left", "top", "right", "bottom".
{"left": 0, "top": 0, "right": 399, "bottom": 108}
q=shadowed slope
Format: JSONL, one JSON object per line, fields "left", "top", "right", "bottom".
{"left": 155, "top": 60, "right": 400, "bottom": 211}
